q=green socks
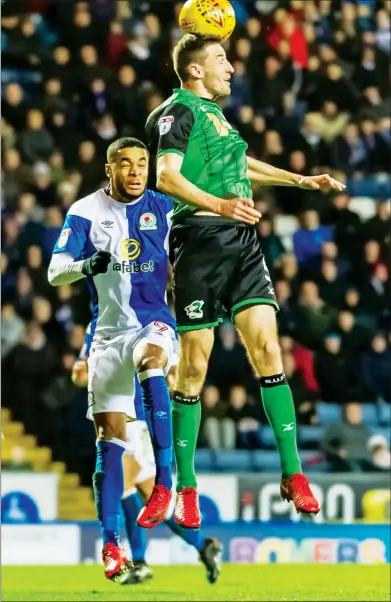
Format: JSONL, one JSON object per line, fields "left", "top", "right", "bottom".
{"left": 260, "top": 374, "right": 302, "bottom": 478}
{"left": 172, "top": 393, "right": 202, "bottom": 491}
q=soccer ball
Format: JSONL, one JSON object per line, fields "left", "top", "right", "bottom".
{"left": 179, "top": 0, "right": 236, "bottom": 42}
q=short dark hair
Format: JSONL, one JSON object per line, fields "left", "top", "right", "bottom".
{"left": 173, "top": 34, "right": 221, "bottom": 83}
{"left": 106, "top": 137, "right": 148, "bottom": 162}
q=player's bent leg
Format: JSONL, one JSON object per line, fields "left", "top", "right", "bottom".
{"left": 133, "top": 342, "right": 172, "bottom": 528}
{"left": 93, "top": 411, "right": 133, "bottom": 582}
{"left": 234, "top": 304, "right": 320, "bottom": 515}
{"left": 172, "top": 329, "right": 215, "bottom": 529}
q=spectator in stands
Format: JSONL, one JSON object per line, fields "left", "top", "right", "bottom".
{"left": 295, "top": 281, "right": 336, "bottom": 348}
{"left": 309, "top": 101, "right": 350, "bottom": 144}
{"left": 2, "top": 83, "right": 27, "bottom": 132}
{"left": 361, "top": 333, "right": 390, "bottom": 403}
{"left": 282, "top": 351, "right": 318, "bottom": 425}
{"left": 29, "top": 162, "right": 57, "bottom": 208}
{"left": 364, "top": 200, "right": 390, "bottom": 243}
{"left": 274, "top": 279, "right": 296, "bottom": 335}
{"left": 317, "top": 260, "right": 345, "bottom": 307}
{"left": 1, "top": 303, "right": 24, "bottom": 360}
{"left": 256, "top": 215, "right": 285, "bottom": 270}
{"left": 293, "top": 210, "right": 333, "bottom": 275}
{"left": 320, "top": 402, "right": 376, "bottom": 472}
{"left": 42, "top": 78, "right": 70, "bottom": 118}
{"left": 368, "top": 435, "right": 391, "bottom": 471}
{"left": 75, "top": 141, "right": 101, "bottom": 196}
{"left": 226, "top": 386, "right": 262, "bottom": 450}
{"left": 2, "top": 148, "right": 30, "bottom": 211}
{"left": 200, "top": 385, "right": 235, "bottom": 450}
{"left": 336, "top": 311, "right": 371, "bottom": 354}
{"left": 3, "top": 321, "right": 57, "bottom": 436}
{"left": 208, "top": 323, "right": 251, "bottom": 396}
{"left": 331, "top": 122, "right": 371, "bottom": 176}
{"left": 19, "top": 109, "right": 55, "bottom": 165}
{"left": 325, "top": 194, "right": 362, "bottom": 261}
{"left": 315, "top": 333, "right": 356, "bottom": 403}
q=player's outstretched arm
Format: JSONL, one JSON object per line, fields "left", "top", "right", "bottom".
{"left": 157, "top": 153, "right": 261, "bottom": 225}
{"left": 48, "top": 250, "right": 111, "bottom": 286}
{"left": 247, "top": 156, "right": 346, "bottom": 192}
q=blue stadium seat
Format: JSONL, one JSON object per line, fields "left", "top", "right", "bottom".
{"left": 259, "top": 426, "right": 276, "bottom": 449}
{"left": 214, "top": 450, "right": 252, "bottom": 473}
{"left": 378, "top": 401, "right": 391, "bottom": 426}
{"left": 298, "top": 426, "right": 326, "bottom": 447}
{"left": 317, "top": 402, "right": 341, "bottom": 424}
{"left": 299, "top": 451, "right": 330, "bottom": 472}
{"left": 361, "top": 404, "right": 380, "bottom": 426}
{"left": 252, "top": 450, "right": 281, "bottom": 473}
{"left": 194, "top": 449, "right": 215, "bottom": 472}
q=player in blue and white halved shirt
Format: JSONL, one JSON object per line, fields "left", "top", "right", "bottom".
{"left": 48, "top": 138, "right": 176, "bottom": 583}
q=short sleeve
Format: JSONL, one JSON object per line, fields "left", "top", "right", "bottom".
{"left": 156, "top": 103, "right": 194, "bottom": 158}
{"left": 53, "top": 214, "right": 92, "bottom": 259}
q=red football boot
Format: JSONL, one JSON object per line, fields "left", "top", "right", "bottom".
{"left": 137, "top": 484, "right": 172, "bottom": 528}
{"left": 174, "top": 487, "right": 201, "bottom": 529}
{"left": 280, "top": 473, "right": 320, "bottom": 515}
{"left": 102, "top": 543, "right": 132, "bottom": 583}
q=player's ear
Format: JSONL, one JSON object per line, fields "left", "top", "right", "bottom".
{"left": 105, "top": 163, "right": 111, "bottom": 178}
{"left": 188, "top": 62, "right": 203, "bottom": 80}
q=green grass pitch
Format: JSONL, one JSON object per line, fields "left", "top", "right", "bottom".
{"left": 2, "top": 564, "right": 390, "bottom": 601}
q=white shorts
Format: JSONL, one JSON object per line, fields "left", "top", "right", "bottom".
{"left": 87, "top": 321, "right": 176, "bottom": 418}
{"left": 125, "top": 420, "right": 156, "bottom": 484}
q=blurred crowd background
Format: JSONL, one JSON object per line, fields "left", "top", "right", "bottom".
{"left": 1, "top": 0, "right": 390, "bottom": 484}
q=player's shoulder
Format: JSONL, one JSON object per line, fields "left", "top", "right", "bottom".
{"left": 147, "top": 91, "right": 198, "bottom": 125}
{"left": 67, "top": 189, "right": 106, "bottom": 219}
{"left": 144, "top": 188, "right": 174, "bottom": 215}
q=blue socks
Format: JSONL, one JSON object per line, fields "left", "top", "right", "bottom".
{"left": 138, "top": 369, "right": 173, "bottom": 491}
{"left": 165, "top": 514, "right": 205, "bottom": 551}
{"left": 122, "top": 489, "right": 147, "bottom": 561}
{"left": 93, "top": 438, "right": 126, "bottom": 547}
{"left": 122, "top": 489, "right": 205, "bottom": 561}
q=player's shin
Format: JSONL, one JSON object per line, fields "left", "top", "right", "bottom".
{"left": 121, "top": 489, "right": 147, "bottom": 561}
{"left": 171, "top": 393, "right": 201, "bottom": 491}
{"left": 93, "top": 438, "right": 126, "bottom": 546}
{"left": 165, "top": 513, "right": 205, "bottom": 550}
{"left": 139, "top": 369, "right": 173, "bottom": 491}
{"left": 259, "top": 375, "right": 302, "bottom": 477}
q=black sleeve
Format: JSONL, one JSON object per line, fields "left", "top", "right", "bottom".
{"left": 154, "top": 103, "right": 195, "bottom": 158}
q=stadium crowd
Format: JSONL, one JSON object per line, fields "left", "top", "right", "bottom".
{"left": 1, "top": 0, "right": 390, "bottom": 481}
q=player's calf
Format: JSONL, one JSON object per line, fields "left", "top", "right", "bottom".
{"left": 134, "top": 343, "right": 173, "bottom": 526}
{"left": 235, "top": 304, "right": 320, "bottom": 514}
{"left": 93, "top": 413, "right": 132, "bottom": 576}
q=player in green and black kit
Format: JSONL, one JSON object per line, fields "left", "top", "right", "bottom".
{"left": 145, "top": 35, "right": 345, "bottom": 528}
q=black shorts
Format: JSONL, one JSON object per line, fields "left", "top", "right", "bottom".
{"left": 169, "top": 216, "right": 279, "bottom": 331}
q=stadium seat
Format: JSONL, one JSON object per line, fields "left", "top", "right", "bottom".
{"left": 194, "top": 449, "right": 215, "bottom": 472}
{"left": 298, "top": 426, "right": 326, "bottom": 448}
{"left": 378, "top": 401, "right": 391, "bottom": 426}
{"left": 361, "top": 404, "right": 380, "bottom": 426}
{"left": 317, "top": 402, "right": 341, "bottom": 424}
{"left": 252, "top": 450, "right": 281, "bottom": 472}
{"left": 214, "top": 450, "right": 252, "bottom": 472}
{"left": 259, "top": 426, "right": 276, "bottom": 449}
{"left": 348, "top": 197, "right": 376, "bottom": 220}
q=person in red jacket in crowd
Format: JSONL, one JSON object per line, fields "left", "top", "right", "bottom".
{"left": 267, "top": 10, "right": 308, "bottom": 69}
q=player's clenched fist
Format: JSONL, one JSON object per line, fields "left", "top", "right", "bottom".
{"left": 72, "top": 356, "right": 88, "bottom": 387}
{"left": 217, "top": 197, "right": 262, "bottom": 225}
{"left": 82, "top": 250, "right": 111, "bottom": 276}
